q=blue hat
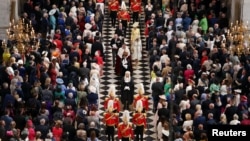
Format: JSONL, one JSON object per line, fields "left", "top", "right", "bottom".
{"left": 56, "top": 78, "right": 64, "bottom": 84}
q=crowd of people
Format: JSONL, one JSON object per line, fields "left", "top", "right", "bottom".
{"left": 0, "top": 0, "right": 249, "bottom": 141}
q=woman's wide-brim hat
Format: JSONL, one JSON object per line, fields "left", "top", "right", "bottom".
{"left": 159, "top": 95, "right": 166, "bottom": 100}
{"left": 49, "top": 9, "right": 56, "bottom": 15}
{"left": 132, "top": 22, "right": 139, "bottom": 28}
{"left": 56, "top": 78, "right": 64, "bottom": 84}
{"left": 85, "top": 23, "right": 92, "bottom": 30}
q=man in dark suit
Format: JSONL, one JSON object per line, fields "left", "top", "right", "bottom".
{"left": 110, "top": 34, "right": 123, "bottom": 67}
{"left": 35, "top": 118, "right": 50, "bottom": 140}
{"left": 151, "top": 77, "right": 164, "bottom": 112}
{"left": 91, "top": 37, "right": 104, "bottom": 58}
{"left": 181, "top": 103, "right": 195, "bottom": 121}
{"left": 87, "top": 121, "right": 100, "bottom": 138}
{"left": 79, "top": 62, "right": 90, "bottom": 79}
{"left": 193, "top": 111, "right": 206, "bottom": 130}
{"left": 115, "top": 22, "right": 124, "bottom": 37}
{"left": 168, "top": 33, "right": 177, "bottom": 60}
{"left": 157, "top": 97, "right": 170, "bottom": 120}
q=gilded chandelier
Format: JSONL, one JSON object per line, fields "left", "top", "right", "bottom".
{"left": 228, "top": 20, "right": 250, "bottom": 55}
{"left": 4, "top": 18, "right": 38, "bottom": 54}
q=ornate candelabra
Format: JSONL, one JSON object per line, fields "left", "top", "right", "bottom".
{"left": 228, "top": 20, "right": 250, "bottom": 55}
{"left": 5, "top": 18, "right": 39, "bottom": 54}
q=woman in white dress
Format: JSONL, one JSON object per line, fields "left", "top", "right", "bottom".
{"left": 191, "top": 16, "right": 199, "bottom": 34}
{"left": 131, "top": 37, "right": 142, "bottom": 65}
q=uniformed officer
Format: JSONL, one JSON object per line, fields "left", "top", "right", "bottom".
{"left": 118, "top": 110, "right": 134, "bottom": 141}
{"left": 109, "top": 0, "right": 120, "bottom": 27}
{"left": 133, "top": 83, "right": 149, "bottom": 111}
{"left": 132, "top": 100, "right": 147, "bottom": 141}
{"left": 130, "top": 0, "right": 141, "bottom": 23}
{"left": 104, "top": 85, "right": 121, "bottom": 112}
{"left": 118, "top": 1, "right": 130, "bottom": 36}
{"left": 103, "top": 100, "right": 119, "bottom": 141}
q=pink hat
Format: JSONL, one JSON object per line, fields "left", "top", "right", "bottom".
{"left": 27, "top": 120, "right": 33, "bottom": 127}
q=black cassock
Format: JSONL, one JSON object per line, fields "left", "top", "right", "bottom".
{"left": 121, "top": 57, "right": 133, "bottom": 77}
{"left": 115, "top": 55, "right": 133, "bottom": 77}
{"left": 120, "top": 77, "right": 135, "bottom": 110}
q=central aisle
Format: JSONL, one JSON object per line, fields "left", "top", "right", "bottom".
{"left": 98, "top": 1, "right": 157, "bottom": 140}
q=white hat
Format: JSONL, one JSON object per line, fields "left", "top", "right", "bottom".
{"left": 17, "top": 60, "right": 23, "bottom": 65}
{"left": 122, "top": 110, "right": 130, "bottom": 121}
{"left": 132, "top": 22, "right": 139, "bottom": 28}
{"left": 121, "top": 1, "right": 127, "bottom": 10}
{"left": 108, "top": 85, "right": 116, "bottom": 96}
{"left": 89, "top": 85, "right": 96, "bottom": 93}
{"left": 234, "top": 89, "right": 241, "bottom": 94}
{"left": 138, "top": 83, "right": 145, "bottom": 94}
{"left": 6, "top": 67, "right": 14, "bottom": 75}
{"left": 202, "top": 72, "right": 208, "bottom": 75}
{"left": 51, "top": 56, "right": 57, "bottom": 60}
{"left": 159, "top": 95, "right": 166, "bottom": 100}
{"left": 107, "top": 100, "right": 114, "bottom": 110}
{"left": 49, "top": 9, "right": 57, "bottom": 15}
{"left": 136, "top": 100, "right": 143, "bottom": 111}
{"left": 186, "top": 64, "right": 192, "bottom": 69}
{"left": 85, "top": 23, "right": 92, "bottom": 30}
{"left": 174, "top": 55, "right": 180, "bottom": 59}
{"left": 42, "top": 51, "right": 48, "bottom": 57}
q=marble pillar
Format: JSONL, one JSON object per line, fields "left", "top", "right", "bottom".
{"left": 242, "top": 0, "right": 250, "bottom": 27}
{"left": 230, "top": 0, "right": 242, "bottom": 23}
{"left": 0, "top": 0, "right": 11, "bottom": 39}
{"left": 0, "top": 0, "right": 19, "bottom": 40}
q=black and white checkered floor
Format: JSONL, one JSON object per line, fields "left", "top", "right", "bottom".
{"left": 98, "top": 2, "right": 157, "bottom": 141}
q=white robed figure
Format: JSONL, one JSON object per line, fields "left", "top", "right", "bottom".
{"left": 131, "top": 37, "right": 142, "bottom": 65}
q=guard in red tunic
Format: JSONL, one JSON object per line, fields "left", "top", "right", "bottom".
{"left": 130, "top": 0, "right": 141, "bottom": 23}
{"left": 104, "top": 85, "right": 121, "bottom": 112}
{"left": 109, "top": 0, "right": 120, "bottom": 27}
{"left": 133, "top": 83, "right": 149, "bottom": 111}
{"left": 103, "top": 100, "right": 119, "bottom": 141}
{"left": 118, "top": 110, "right": 134, "bottom": 141}
{"left": 132, "top": 100, "right": 147, "bottom": 141}
{"left": 118, "top": 1, "right": 130, "bottom": 36}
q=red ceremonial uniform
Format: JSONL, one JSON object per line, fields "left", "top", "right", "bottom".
{"left": 104, "top": 98, "right": 121, "bottom": 112}
{"left": 109, "top": 0, "right": 119, "bottom": 11}
{"left": 133, "top": 95, "right": 149, "bottom": 110}
{"left": 96, "top": 0, "right": 104, "bottom": 3}
{"left": 130, "top": 0, "right": 141, "bottom": 5}
{"left": 118, "top": 11, "right": 130, "bottom": 22}
{"left": 103, "top": 112, "right": 119, "bottom": 126}
{"left": 118, "top": 123, "right": 134, "bottom": 139}
{"left": 130, "top": 2, "right": 141, "bottom": 13}
{"left": 132, "top": 113, "right": 146, "bottom": 127}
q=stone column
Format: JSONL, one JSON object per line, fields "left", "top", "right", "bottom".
{"left": 0, "top": 0, "right": 20, "bottom": 40}
{"left": 0, "top": 0, "right": 11, "bottom": 39}
{"left": 229, "top": 0, "right": 244, "bottom": 23}
{"left": 242, "top": 0, "right": 250, "bottom": 26}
